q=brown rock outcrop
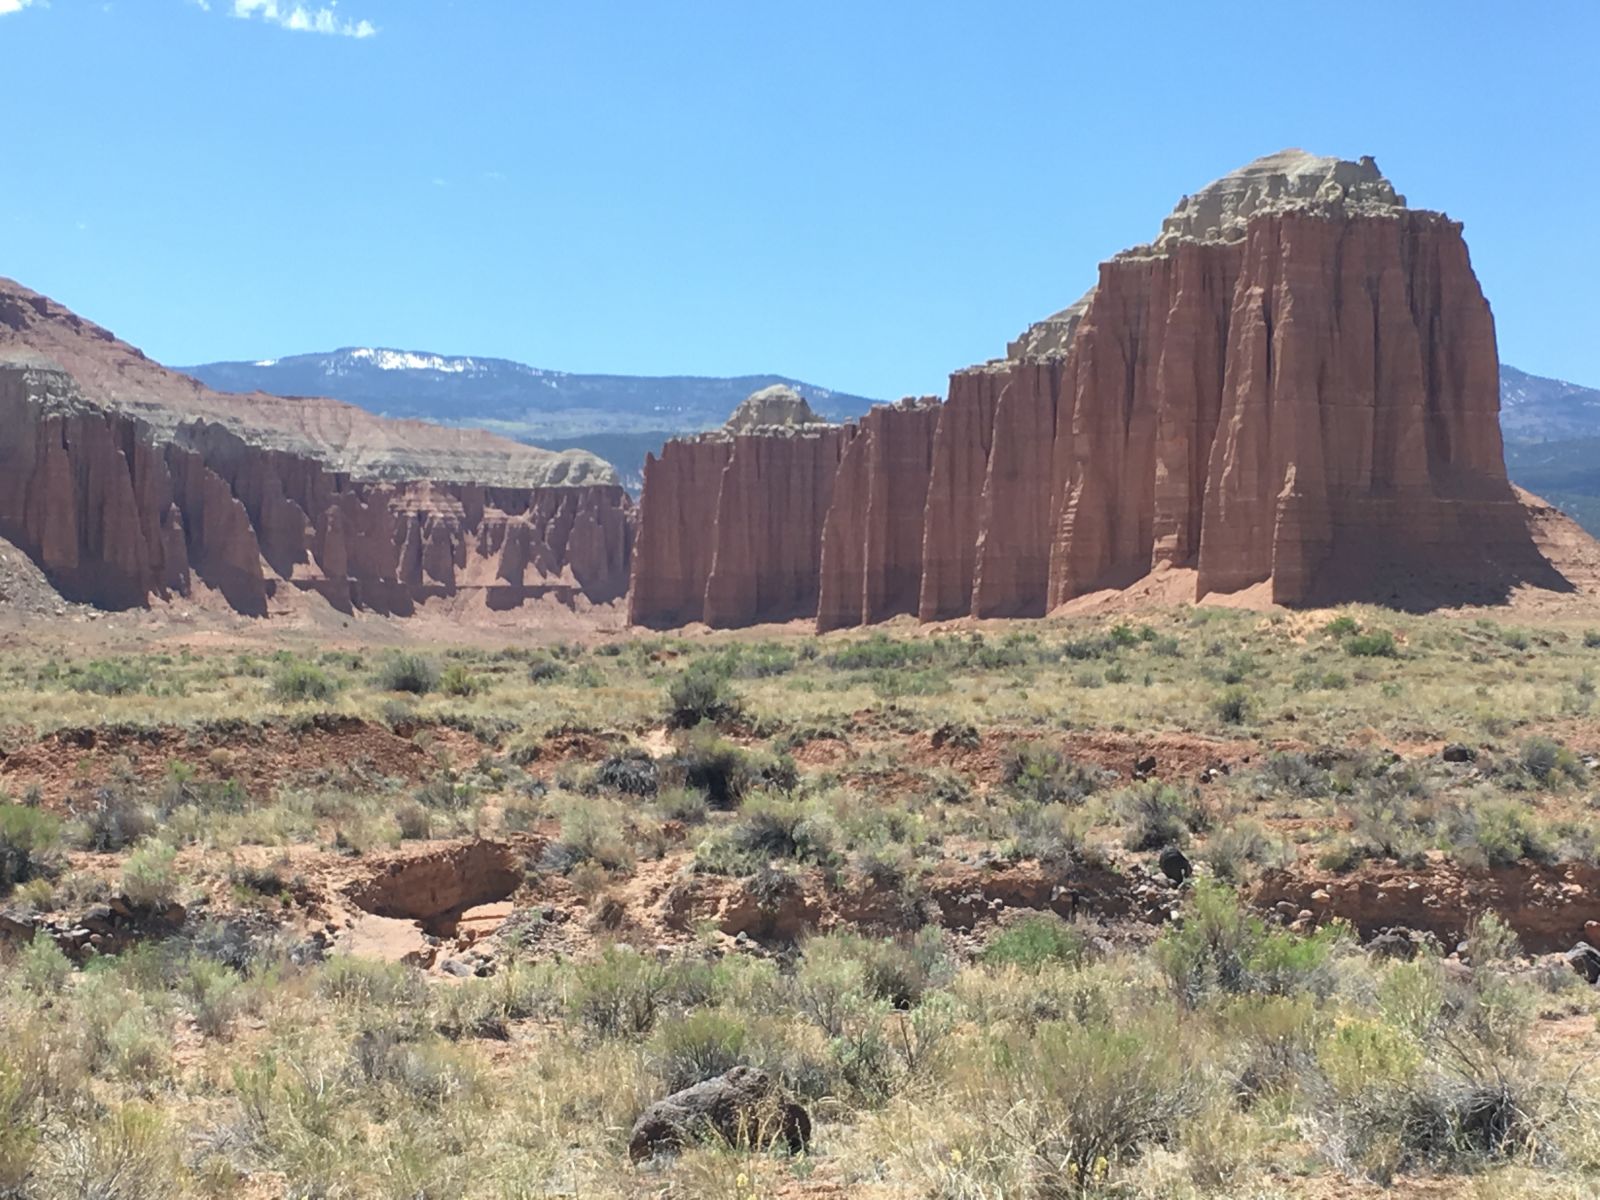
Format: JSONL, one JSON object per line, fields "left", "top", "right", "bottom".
{"left": 0, "top": 281, "right": 634, "bottom": 617}
{"left": 630, "top": 149, "right": 1590, "bottom": 630}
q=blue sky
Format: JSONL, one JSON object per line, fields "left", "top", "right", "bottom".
{"left": 3, "top": 1, "right": 1596, "bottom": 399}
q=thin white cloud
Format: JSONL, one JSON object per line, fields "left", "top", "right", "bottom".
{"left": 231, "top": 0, "right": 375, "bottom": 38}
{"left": 0, "top": 0, "right": 39, "bottom": 16}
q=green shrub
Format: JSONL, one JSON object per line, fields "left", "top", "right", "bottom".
{"left": 1323, "top": 615, "right": 1361, "bottom": 639}
{"left": 648, "top": 1010, "right": 749, "bottom": 1092}
{"left": 1261, "top": 752, "right": 1328, "bottom": 797}
{"left": 50, "top": 1104, "right": 180, "bottom": 1200}
{"left": 16, "top": 933, "right": 71, "bottom": 994}
{"left": 803, "top": 930, "right": 949, "bottom": 1011}
{"left": 667, "top": 729, "right": 755, "bottom": 809}
{"left": 981, "top": 915, "right": 1086, "bottom": 972}
{"left": 268, "top": 661, "right": 338, "bottom": 702}
{"left": 527, "top": 657, "right": 566, "bottom": 683}
{"left": 548, "top": 800, "right": 634, "bottom": 873}
{"left": 69, "top": 786, "right": 156, "bottom": 852}
{"left": 438, "top": 665, "right": 481, "bottom": 698}
{"left": 823, "top": 634, "right": 937, "bottom": 672}
{"left": 1346, "top": 630, "right": 1400, "bottom": 658}
{"left": 177, "top": 957, "right": 244, "bottom": 1039}
{"left": 1117, "top": 782, "right": 1209, "bottom": 851}
{"left": 0, "top": 803, "right": 60, "bottom": 895}
{"left": 375, "top": 653, "right": 440, "bottom": 695}
{"left": 1584, "top": 630, "right": 1600, "bottom": 649}
{"left": 993, "top": 1016, "right": 1198, "bottom": 1189}
{"left": 570, "top": 946, "right": 668, "bottom": 1038}
{"left": 0, "top": 1055, "right": 39, "bottom": 1192}
{"left": 1006, "top": 802, "right": 1090, "bottom": 869}
{"left": 317, "top": 955, "right": 430, "bottom": 1007}
{"left": 656, "top": 786, "right": 709, "bottom": 825}
{"left": 1204, "top": 820, "right": 1290, "bottom": 883}
{"left": 1469, "top": 801, "right": 1555, "bottom": 866}
{"left": 666, "top": 660, "right": 741, "bottom": 728}
{"left": 1517, "top": 737, "right": 1587, "bottom": 786}
{"left": 1316, "top": 1038, "right": 1539, "bottom": 1180}
{"left": 1155, "top": 879, "right": 1337, "bottom": 1007}
{"left": 67, "top": 658, "right": 150, "bottom": 696}
{"left": 697, "top": 795, "right": 839, "bottom": 875}
{"left": 119, "top": 841, "right": 179, "bottom": 910}
{"left": 727, "top": 642, "right": 799, "bottom": 678}
{"left": 1001, "top": 744, "right": 1102, "bottom": 806}
{"left": 1214, "top": 687, "right": 1254, "bottom": 725}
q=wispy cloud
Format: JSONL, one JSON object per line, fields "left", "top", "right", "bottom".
{"left": 0, "top": 0, "right": 39, "bottom": 17}
{"left": 230, "top": 0, "right": 375, "bottom": 38}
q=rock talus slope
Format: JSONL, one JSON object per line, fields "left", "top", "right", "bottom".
{"left": 0, "top": 281, "right": 633, "bottom": 616}
{"left": 630, "top": 150, "right": 1592, "bottom": 629}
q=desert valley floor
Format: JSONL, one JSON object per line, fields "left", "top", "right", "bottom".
{"left": 6, "top": 576, "right": 1600, "bottom": 1198}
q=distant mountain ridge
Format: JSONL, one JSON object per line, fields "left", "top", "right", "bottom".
{"left": 1500, "top": 364, "right": 1600, "bottom": 442}
{"left": 179, "top": 348, "right": 881, "bottom": 442}
{"left": 1496, "top": 365, "right": 1600, "bottom": 537}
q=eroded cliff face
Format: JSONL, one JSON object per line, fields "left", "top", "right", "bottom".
{"left": 628, "top": 420, "right": 851, "bottom": 629}
{"left": 630, "top": 149, "right": 1581, "bottom": 630}
{"left": 0, "top": 283, "right": 634, "bottom": 618}
{"left": 817, "top": 400, "right": 940, "bottom": 632}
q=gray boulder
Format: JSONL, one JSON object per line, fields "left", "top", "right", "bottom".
{"left": 1566, "top": 941, "right": 1600, "bottom": 985}
{"left": 628, "top": 1066, "right": 810, "bottom": 1162}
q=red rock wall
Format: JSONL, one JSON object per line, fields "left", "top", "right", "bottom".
{"left": 817, "top": 402, "right": 940, "bottom": 632}
{"left": 1193, "top": 211, "right": 1506, "bottom": 603}
{"left": 702, "top": 428, "right": 852, "bottom": 628}
{"left": 629, "top": 209, "right": 1545, "bottom": 629}
{"left": 919, "top": 367, "right": 1005, "bottom": 621}
{"left": 0, "top": 367, "right": 634, "bottom": 617}
{"left": 972, "top": 359, "right": 1064, "bottom": 618}
{"left": 627, "top": 439, "right": 735, "bottom": 628}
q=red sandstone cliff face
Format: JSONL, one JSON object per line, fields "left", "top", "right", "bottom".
{"left": 817, "top": 401, "right": 939, "bottom": 631}
{"left": 918, "top": 368, "right": 1005, "bottom": 621}
{"left": 702, "top": 428, "right": 852, "bottom": 628}
{"left": 1192, "top": 210, "right": 1506, "bottom": 603}
{"left": 629, "top": 150, "right": 1584, "bottom": 631}
{"left": 0, "top": 283, "right": 634, "bottom": 619}
{"left": 973, "top": 359, "right": 1065, "bottom": 618}
{"left": 627, "top": 439, "right": 736, "bottom": 628}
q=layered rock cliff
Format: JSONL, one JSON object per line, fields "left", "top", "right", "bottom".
{"left": 628, "top": 394, "right": 851, "bottom": 628}
{"left": 631, "top": 150, "right": 1584, "bottom": 629}
{"left": 0, "top": 281, "right": 633, "bottom": 616}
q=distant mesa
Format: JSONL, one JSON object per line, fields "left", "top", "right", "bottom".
{"left": 0, "top": 279, "right": 633, "bottom": 617}
{"left": 629, "top": 149, "right": 1600, "bottom": 630}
